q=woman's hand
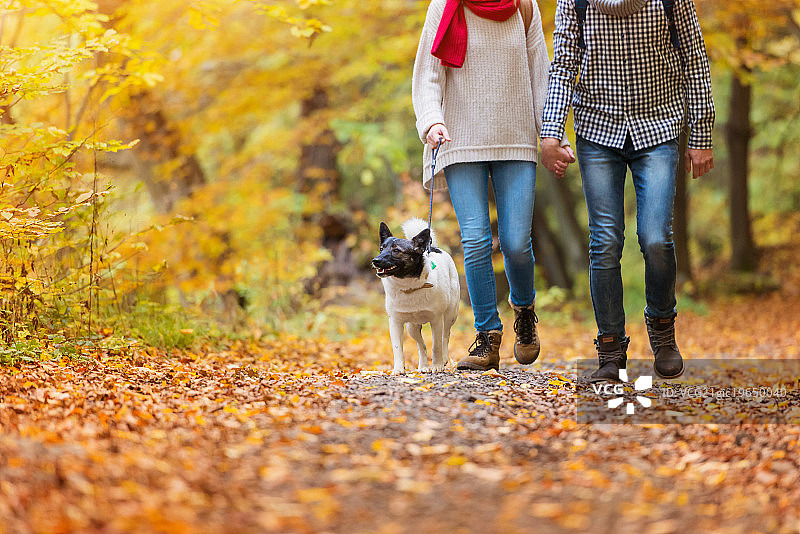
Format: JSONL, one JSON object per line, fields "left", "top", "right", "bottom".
{"left": 541, "top": 138, "right": 575, "bottom": 179}
{"left": 553, "top": 145, "right": 575, "bottom": 178}
{"left": 426, "top": 123, "right": 451, "bottom": 149}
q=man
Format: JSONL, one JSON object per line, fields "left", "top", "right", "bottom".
{"left": 540, "top": 0, "right": 715, "bottom": 381}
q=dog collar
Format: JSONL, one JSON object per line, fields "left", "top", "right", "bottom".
{"left": 400, "top": 283, "right": 434, "bottom": 294}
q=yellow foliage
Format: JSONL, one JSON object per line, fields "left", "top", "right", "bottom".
{"left": 126, "top": 176, "right": 329, "bottom": 321}
{"left": 697, "top": 0, "right": 800, "bottom": 72}
{"left": 0, "top": 0, "right": 151, "bottom": 343}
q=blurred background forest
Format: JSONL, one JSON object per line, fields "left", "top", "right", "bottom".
{"left": 2, "top": 0, "right": 800, "bottom": 356}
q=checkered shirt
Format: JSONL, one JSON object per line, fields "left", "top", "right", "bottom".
{"left": 542, "top": 0, "right": 715, "bottom": 150}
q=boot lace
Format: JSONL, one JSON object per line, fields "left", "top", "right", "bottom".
{"left": 513, "top": 307, "right": 538, "bottom": 345}
{"left": 648, "top": 325, "right": 677, "bottom": 350}
{"left": 598, "top": 349, "right": 626, "bottom": 367}
{"left": 468, "top": 332, "right": 491, "bottom": 357}
{"left": 595, "top": 336, "right": 629, "bottom": 367}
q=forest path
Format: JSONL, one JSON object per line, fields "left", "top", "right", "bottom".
{"left": 1, "top": 247, "right": 799, "bottom": 533}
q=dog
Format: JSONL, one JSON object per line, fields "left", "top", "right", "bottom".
{"left": 372, "top": 218, "right": 460, "bottom": 375}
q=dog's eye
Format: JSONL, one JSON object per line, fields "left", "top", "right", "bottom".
{"left": 391, "top": 248, "right": 402, "bottom": 257}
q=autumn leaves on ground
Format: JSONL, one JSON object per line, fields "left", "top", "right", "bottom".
{"left": 0, "top": 243, "right": 798, "bottom": 534}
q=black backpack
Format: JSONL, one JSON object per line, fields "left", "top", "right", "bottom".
{"left": 575, "top": 0, "right": 680, "bottom": 50}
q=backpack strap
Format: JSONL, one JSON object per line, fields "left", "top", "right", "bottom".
{"left": 519, "top": 0, "right": 533, "bottom": 33}
{"left": 575, "top": 0, "right": 680, "bottom": 50}
{"left": 661, "top": 0, "right": 681, "bottom": 49}
{"left": 575, "top": 0, "right": 588, "bottom": 49}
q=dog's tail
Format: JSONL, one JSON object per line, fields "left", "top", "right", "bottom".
{"left": 402, "top": 217, "right": 438, "bottom": 248}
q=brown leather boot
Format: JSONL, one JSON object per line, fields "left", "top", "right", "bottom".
{"left": 509, "top": 297, "right": 540, "bottom": 364}
{"left": 646, "top": 314, "right": 685, "bottom": 379}
{"left": 456, "top": 330, "right": 502, "bottom": 371}
{"left": 589, "top": 334, "right": 630, "bottom": 383}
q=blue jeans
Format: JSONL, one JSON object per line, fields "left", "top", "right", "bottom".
{"left": 444, "top": 161, "right": 536, "bottom": 332}
{"left": 576, "top": 136, "right": 679, "bottom": 338}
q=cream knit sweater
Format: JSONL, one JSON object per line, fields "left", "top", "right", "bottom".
{"left": 412, "top": 0, "right": 559, "bottom": 191}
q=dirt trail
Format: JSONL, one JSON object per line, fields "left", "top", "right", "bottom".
{"left": 2, "top": 246, "right": 800, "bottom": 532}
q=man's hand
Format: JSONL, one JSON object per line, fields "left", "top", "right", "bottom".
{"left": 426, "top": 123, "right": 451, "bottom": 149}
{"left": 686, "top": 148, "right": 714, "bottom": 179}
{"left": 541, "top": 137, "right": 576, "bottom": 178}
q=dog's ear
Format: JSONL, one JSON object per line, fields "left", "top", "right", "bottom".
{"left": 411, "top": 228, "right": 431, "bottom": 252}
{"left": 379, "top": 222, "right": 392, "bottom": 244}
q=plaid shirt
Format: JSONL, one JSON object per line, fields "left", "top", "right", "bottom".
{"left": 542, "top": 0, "right": 715, "bottom": 150}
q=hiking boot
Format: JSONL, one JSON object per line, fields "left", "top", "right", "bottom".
{"left": 589, "top": 334, "right": 630, "bottom": 383}
{"left": 456, "top": 330, "right": 502, "bottom": 371}
{"left": 646, "top": 314, "right": 685, "bottom": 379}
{"left": 509, "top": 297, "right": 540, "bottom": 364}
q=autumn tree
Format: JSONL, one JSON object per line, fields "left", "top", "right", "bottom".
{"left": 698, "top": 0, "right": 800, "bottom": 273}
{"left": 51, "top": 0, "right": 422, "bottom": 320}
{"left": 0, "top": 0, "right": 147, "bottom": 342}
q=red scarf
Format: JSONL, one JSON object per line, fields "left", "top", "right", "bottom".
{"left": 431, "top": 0, "right": 519, "bottom": 68}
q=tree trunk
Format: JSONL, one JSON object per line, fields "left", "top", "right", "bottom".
{"left": 532, "top": 209, "right": 572, "bottom": 289}
{"left": 297, "top": 86, "right": 356, "bottom": 290}
{"left": 674, "top": 126, "right": 691, "bottom": 285}
{"left": 0, "top": 106, "right": 14, "bottom": 125}
{"left": 297, "top": 86, "right": 341, "bottom": 200}
{"left": 726, "top": 73, "right": 757, "bottom": 272}
{"left": 535, "top": 169, "right": 588, "bottom": 281}
{"left": 94, "top": 0, "right": 207, "bottom": 214}
{"left": 122, "top": 91, "right": 207, "bottom": 214}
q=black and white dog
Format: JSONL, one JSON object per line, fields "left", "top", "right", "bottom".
{"left": 372, "top": 218, "right": 460, "bottom": 375}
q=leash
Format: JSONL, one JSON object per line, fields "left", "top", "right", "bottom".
{"left": 427, "top": 138, "right": 442, "bottom": 253}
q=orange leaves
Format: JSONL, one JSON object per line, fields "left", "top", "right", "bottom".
{"left": 2, "top": 302, "right": 800, "bottom": 534}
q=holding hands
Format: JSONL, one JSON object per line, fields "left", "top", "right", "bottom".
{"left": 428, "top": 127, "right": 580, "bottom": 180}
{"left": 540, "top": 139, "right": 715, "bottom": 180}
{"left": 541, "top": 138, "right": 576, "bottom": 179}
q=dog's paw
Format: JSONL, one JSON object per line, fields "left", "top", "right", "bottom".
{"left": 417, "top": 365, "right": 431, "bottom": 373}
{"left": 431, "top": 363, "right": 446, "bottom": 373}
{"left": 391, "top": 367, "right": 405, "bottom": 376}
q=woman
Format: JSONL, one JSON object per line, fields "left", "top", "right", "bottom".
{"left": 412, "top": 0, "right": 573, "bottom": 370}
